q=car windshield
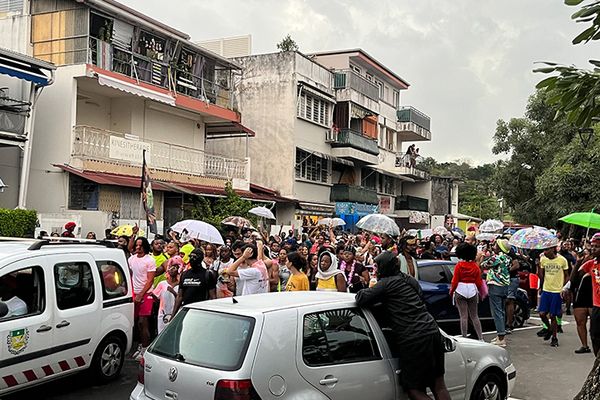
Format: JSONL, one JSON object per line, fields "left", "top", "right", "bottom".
{"left": 149, "top": 309, "right": 255, "bottom": 371}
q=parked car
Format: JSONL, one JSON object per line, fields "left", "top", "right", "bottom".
{"left": 418, "top": 260, "right": 530, "bottom": 328}
{"left": 130, "top": 292, "right": 516, "bottom": 400}
{"left": 0, "top": 239, "right": 133, "bottom": 396}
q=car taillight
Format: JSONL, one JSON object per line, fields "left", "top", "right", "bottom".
{"left": 214, "top": 379, "right": 261, "bottom": 400}
{"left": 137, "top": 357, "right": 144, "bottom": 385}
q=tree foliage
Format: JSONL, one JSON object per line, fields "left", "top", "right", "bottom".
{"left": 0, "top": 209, "right": 37, "bottom": 237}
{"left": 190, "top": 182, "right": 256, "bottom": 232}
{"left": 276, "top": 34, "right": 299, "bottom": 52}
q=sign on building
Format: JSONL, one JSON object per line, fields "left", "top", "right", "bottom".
{"left": 109, "top": 136, "right": 152, "bottom": 163}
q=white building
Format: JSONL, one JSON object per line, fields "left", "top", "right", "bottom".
{"left": 0, "top": 0, "right": 286, "bottom": 237}
{"left": 207, "top": 49, "right": 436, "bottom": 230}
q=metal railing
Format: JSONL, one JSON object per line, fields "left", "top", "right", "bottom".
{"left": 397, "top": 106, "right": 431, "bottom": 130}
{"left": 333, "top": 69, "right": 379, "bottom": 101}
{"left": 397, "top": 121, "right": 432, "bottom": 140}
{"left": 395, "top": 154, "right": 430, "bottom": 179}
{"left": 72, "top": 125, "right": 248, "bottom": 181}
{"left": 329, "top": 128, "right": 379, "bottom": 156}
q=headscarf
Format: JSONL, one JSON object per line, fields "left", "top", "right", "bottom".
{"left": 316, "top": 251, "right": 343, "bottom": 280}
{"left": 180, "top": 243, "right": 194, "bottom": 264}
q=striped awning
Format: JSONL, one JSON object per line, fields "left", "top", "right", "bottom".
{"left": 96, "top": 73, "right": 176, "bottom": 105}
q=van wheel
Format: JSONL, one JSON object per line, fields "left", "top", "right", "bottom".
{"left": 90, "top": 335, "right": 125, "bottom": 383}
{"left": 470, "top": 372, "right": 505, "bottom": 400}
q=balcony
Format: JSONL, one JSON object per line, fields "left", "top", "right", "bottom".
{"left": 0, "top": 89, "right": 28, "bottom": 141}
{"left": 397, "top": 106, "right": 431, "bottom": 141}
{"left": 333, "top": 70, "right": 380, "bottom": 114}
{"left": 395, "top": 195, "right": 429, "bottom": 212}
{"left": 327, "top": 128, "right": 380, "bottom": 164}
{"left": 71, "top": 125, "right": 249, "bottom": 182}
{"left": 330, "top": 184, "right": 379, "bottom": 205}
{"left": 395, "top": 154, "right": 430, "bottom": 180}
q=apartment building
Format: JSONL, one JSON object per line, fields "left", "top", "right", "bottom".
{"left": 207, "top": 49, "right": 437, "bottom": 230}
{"left": 0, "top": 0, "right": 285, "bottom": 235}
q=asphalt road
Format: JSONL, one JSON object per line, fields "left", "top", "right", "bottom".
{"left": 2, "top": 313, "right": 595, "bottom": 400}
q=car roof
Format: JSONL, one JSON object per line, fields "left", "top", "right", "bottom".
{"left": 417, "top": 260, "right": 456, "bottom": 267}
{"left": 0, "top": 241, "right": 125, "bottom": 267}
{"left": 188, "top": 291, "right": 357, "bottom": 315}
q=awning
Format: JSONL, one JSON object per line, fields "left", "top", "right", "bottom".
{"left": 297, "top": 201, "right": 335, "bottom": 216}
{"left": 298, "top": 147, "right": 354, "bottom": 167}
{"left": 0, "top": 47, "right": 55, "bottom": 86}
{"left": 205, "top": 121, "right": 256, "bottom": 139}
{"left": 368, "top": 165, "right": 415, "bottom": 183}
{"left": 96, "top": 73, "right": 176, "bottom": 105}
{"left": 452, "top": 212, "right": 482, "bottom": 222}
{"left": 298, "top": 83, "right": 336, "bottom": 102}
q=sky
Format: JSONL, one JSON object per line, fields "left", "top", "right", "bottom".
{"left": 121, "top": 0, "right": 598, "bottom": 165}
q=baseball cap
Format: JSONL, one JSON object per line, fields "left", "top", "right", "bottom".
{"left": 592, "top": 233, "right": 600, "bottom": 243}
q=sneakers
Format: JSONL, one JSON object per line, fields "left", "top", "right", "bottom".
{"left": 134, "top": 347, "right": 146, "bottom": 361}
{"left": 575, "top": 346, "right": 592, "bottom": 354}
{"left": 491, "top": 337, "right": 507, "bottom": 347}
{"left": 536, "top": 328, "right": 548, "bottom": 337}
{"left": 543, "top": 331, "right": 553, "bottom": 341}
{"left": 550, "top": 337, "right": 559, "bottom": 347}
{"left": 505, "top": 327, "right": 513, "bottom": 335}
{"left": 558, "top": 325, "right": 564, "bottom": 334}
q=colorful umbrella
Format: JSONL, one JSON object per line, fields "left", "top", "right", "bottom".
{"left": 111, "top": 225, "right": 145, "bottom": 237}
{"left": 479, "top": 219, "right": 504, "bottom": 233}
{"left": 248, "top": 206, "right": 275, "bottom": 220}
{"left": 221, "top": 216, "right": 255, "bottom": 230}
{"left": 318, "top": 217, "right": 346, "bottom": 227}
{"left": 171, "top": 220, "right": 224, "bottom": 245}
{"left": 559, "top": 212, "right": 600, "bottom": 230}
{"left": 508, "top": 227, "right": 558, "bottom": 250}
{"left": 356, "top": 214, "right": 400, "bottom": 236}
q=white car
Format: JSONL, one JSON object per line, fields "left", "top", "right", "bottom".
{"left": 0, "top": 239, "right": 133, "bottom": 396}
{"left": 131, "top": 291, "right": 516, "bottom": 400}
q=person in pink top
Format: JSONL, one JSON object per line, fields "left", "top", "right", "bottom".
{"left": 128, "top": 236, "right": 156, "bottom": 360}
{"left": 449, "top": 242, "right": 485, "bottom": 340}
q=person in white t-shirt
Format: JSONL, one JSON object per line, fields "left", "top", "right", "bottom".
{"left": 226, "top": 242, "right": 269, "bottom": 295}
{"left": 152, "top": 257, "right": 181, "bottom": 334}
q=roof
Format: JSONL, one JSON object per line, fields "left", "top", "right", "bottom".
{"left": 309, "top": 48, "right": 410, "bottom": 89}
{"left": 189, "top": 291, "right": 356, "bottom": 314}
{"left": 0, "top": 241, "right": 122, "bottom": 265}
{"left": 452, "top": 212, "right": 482, "bottom": 222}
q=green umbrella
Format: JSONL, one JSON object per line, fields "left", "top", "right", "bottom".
{"left": 559, "top": 211, "right": 600, "bottom": 230}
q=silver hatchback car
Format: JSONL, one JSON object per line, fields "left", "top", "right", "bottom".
{"left": 130, "top": 292, "right": 516, "bottom": 400}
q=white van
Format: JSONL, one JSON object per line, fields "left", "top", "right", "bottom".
{"left": 0, "top": 239, "right": 133, "bottom": 395}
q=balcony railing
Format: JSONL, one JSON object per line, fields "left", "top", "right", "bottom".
{"left": 328, "top": 128, "right": 379, "bottom": 156}
{"left": 395, "top": 195, "right": 429, "bottom": 212}
{"left": 330, "top": 184, "right": 379, "bottom": 205}
{"left": 395, "top": 154, "right": 430, "bottom": 180}
{"left": 86, "top": 36, "right": 233, "bottom": 108}
{"left": 72, "top": 125, "right": 248, "bottom": 181}
{"left": 334, "top": 70, "right": 379, "bottom": 101}
{"left": 397, "top": 106, "right": 431, "bottom": 140}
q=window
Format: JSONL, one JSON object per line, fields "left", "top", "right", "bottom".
{"left": 0, "top": 266, "right": 45, "bottom": 320}
{"left": 418, "top": 265, "right": 450, "bottom": 284}
{"left": 149, "top": 309, "right": 255, "bottom": 371}
{"left": 350, "top": 64, "right": 361, "bottom": 74}
{"left": 54, "top": 262, "right": 95, "bottom": 310}
{"left": 302, "top": 308, "right": 381, "bottom": 366}
{"left": 379, "top": 174, "right": 394, "bottom": 195}
{"left": 297, "top": 91, "right": 331, "bottom": 126}
{"left": 361, "top": 168, "right": 377, "bottom": 190}
{"left": 366, "top": 72, "right": 373, "bottom": 82}
{"left": 384, "top": 85, "right": 390, "bottom": 102}
{"left": 96, "top": 261, "right": 128, "bottom": 300}
{"left": 393, "top": 90, "right": 400, "bottom": 108}
{"left": 295, "top": 149, "right": 330, "bottom": 183}
{"left": 376, "top": 81, "right": 384, "bottom": 99}
{"left": 0, "top": 0, "right": 23, "bottom": 13}
{"left": 386, "top": 128, "right": 395, "bottom": 152}
{"left": 69, "top": 174, "right": 99, "bottom": 210}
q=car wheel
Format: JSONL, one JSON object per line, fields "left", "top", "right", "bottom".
{"left": 470, "top": 372, "right": 505, "bottom": 400}
{"left": 513, "top": 301, "right": 525, "bottom": 328}
{"left": 90, "top": 334, "right": 125, "bottom": 384}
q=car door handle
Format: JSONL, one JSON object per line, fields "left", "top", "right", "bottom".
{"left": 319, "top": 377, "right": 339, "bottom": 385}
{"left": 56, "top": 320, "right": 70, "bottom": 328}
{"left": 36, "top": 325, "right": 52, "bottom": 332}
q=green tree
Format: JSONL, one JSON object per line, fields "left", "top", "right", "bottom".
{"left": 276, "top": 34, "right": 299, "bottom": 52}
{"left": 190, "top": 182, "right": 256, "bottom": 232}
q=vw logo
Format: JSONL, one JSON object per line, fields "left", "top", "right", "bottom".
{"left": 168, "top": 366, "right": 178, "bottom": 382}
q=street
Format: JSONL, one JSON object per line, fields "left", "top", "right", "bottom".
{"left": 2, "top": 314, "right": 593, "bottom": 400}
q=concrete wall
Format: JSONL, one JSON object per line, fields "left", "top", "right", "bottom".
{"left": 402, "top": 181, "right": 431, "bottom": 200}
{"left": 0, "top": 14, "right": 31, "bottom": 54}
{"left": 430, "top": 177, "right": 451, "bottom": 215}
{"left": 311, "top": 53, "right": 350, "bottom": 70}
{"left": 294, "top": 180, "right": 331, "bottom": 204}
{"left": 0, "top": 147, "right": 21, "bottom": 208}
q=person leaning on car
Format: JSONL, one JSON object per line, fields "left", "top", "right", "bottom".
{"left": 355, "top": 251, "right": 451, "bottom": 400}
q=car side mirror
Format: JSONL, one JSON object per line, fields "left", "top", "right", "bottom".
{"left": 443, "top": 336, "right": 456, "bottom": 353}
{"left": 0, "top": 302, "right": 8, "bottom": 318}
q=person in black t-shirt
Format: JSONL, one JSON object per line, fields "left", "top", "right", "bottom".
{"left": 173, "top": 248, "right": 216, "bottom": 315}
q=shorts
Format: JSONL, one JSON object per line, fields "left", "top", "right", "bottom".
{"left": 134, "top": 293, "right": 154, "bottom": 318}
{"left": 574, "top": 276, "right": 593, "bottom": 309}
{"left": 591, "top": 307, "right": 600, "bottom": 341}
{"left": 507, "top": 277, "right": 520, "bottom": 299}
{"left": 397, "top": 331, "right": 445, "bottom": 391}
{"left": 538, "top": 291, "right": 562, "bottom": 316}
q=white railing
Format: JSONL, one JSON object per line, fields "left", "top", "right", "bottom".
{"left": 395, "top": 154, "right": 430, "bottom": 179}
{"left": 72, "top": 125, "right": 249, "bottom": 181}
{"left": 397, "top": 121, "right": 432, "bottom": 140}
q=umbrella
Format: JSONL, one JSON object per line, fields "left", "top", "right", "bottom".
{"left": 479, "top": 219, "right": 504, "bottom": 232}
{"left": 432, "top": 226, "right": 451, "bottom": 236}
{"left": 249, "top": 206, "right": 275, "bottom": 220}
{"left": 476, "top": 232, "right": 500, "bottom": 241}
{"left": 171, "top": 220, "right": 224, "bottom": 245}
{"left": 508, "top": 227, "right": 558, "bottom": 250}
{"left": 416, "top": 229, "right": 433, "bottom": 239}
{"left": 111, "top": 225, "right": 145, "bottom": 237}
{"left": 451, "top": 227, "right": 465, "bottom": 238}
{"left": 221, "top": 216, "right": 255, "bottom": 230}
{"left": 318, "top": 217, "right": 346, "bottom": 227}
{"left": 356, "top": 214, "right": 400, "bottom": 236}
{"left": 559, "top": 212, "right": 600, "bottom": 230}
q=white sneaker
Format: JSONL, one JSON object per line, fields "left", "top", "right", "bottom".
{"left": 492, "top": 338, "right": 507, "bottom": 347}
{"left": 135, "top": 347, "right": 147, "bottom": 361}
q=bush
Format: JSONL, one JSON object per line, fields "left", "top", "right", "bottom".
{"left": 0, "top": 209, "right": 37, "bottom": 238}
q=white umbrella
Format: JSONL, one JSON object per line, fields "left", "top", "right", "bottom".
{"left": 318, "top": 217, "right": 346, "bottom": 227}
{"left": 249, "top": 206, "right": 275, "bottom": 220}
{"left": 171, "top": 220, "right": 224, "bottom": 245}
{"left": 479, "top": 219, "right": 504, "bottom": 233}
{"left": 476, "top": 232, "right": 500, "bottom": 241}
{"left": 356, "top": 214, "right": 400, "bottom": 236}
{"left": 432, "top": 226, "right": 451, "bottom": 236}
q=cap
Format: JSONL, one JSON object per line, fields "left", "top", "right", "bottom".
{"left": 64, "top": 221, "right": 76, "bottom": 230}
{"left": 497, "top": 238, "right": 511, "bottom": 254}
{"left": 592, "top": 233, "right": 600, "bottom": 243}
